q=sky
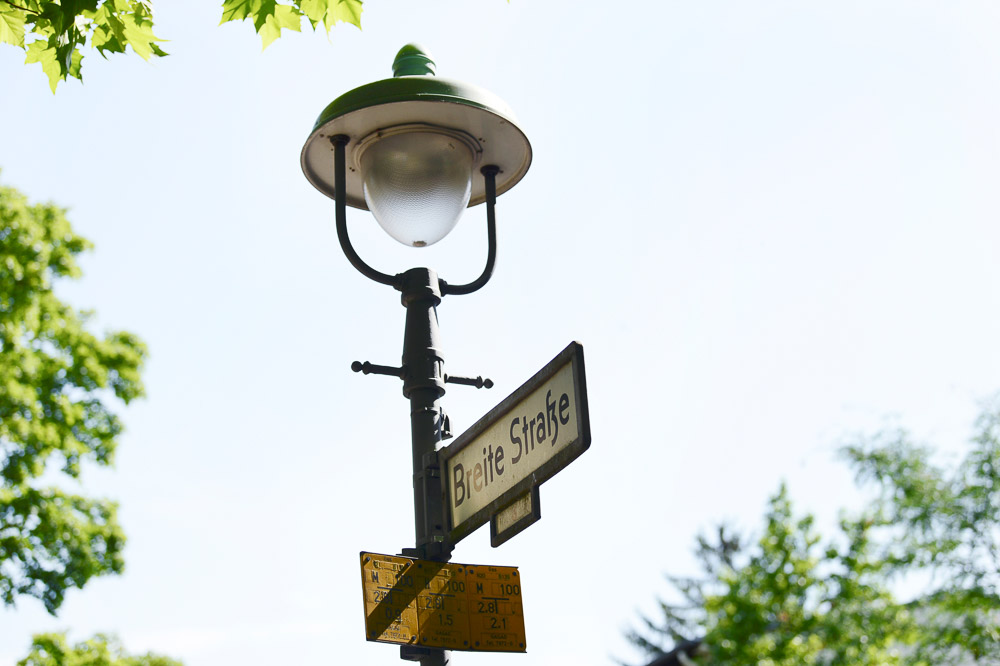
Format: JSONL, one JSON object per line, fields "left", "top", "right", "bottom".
{"left": 3, "top": 1, "right": 1000, "bottom": 664}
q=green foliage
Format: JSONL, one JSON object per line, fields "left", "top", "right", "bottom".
{"left": 629, "top": 401, "right": 1000, "bottom": 665}
{"left": 1, "top": 0, "right": 364, "bottom": 90}
{"left": 1, "top": 487, "right": 124, "bottom": 613}
{"left": 630, "top": 489, "right": 913, "bottom": 665}
{"left": 219, "top": 0, "right": 363, "bottom": 49}
{"left": 1, "top": 0, "right": 166, "bottom": 92}
{"left": 0, "top": 178, "right": 145, "bottom": 614}
{"left": 18, "top": 633, "right": 183, "bottom": 666}
{"left": 843, "top": 404, "right": 1000, "bottom": 663}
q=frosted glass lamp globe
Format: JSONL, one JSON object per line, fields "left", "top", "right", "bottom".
{"left": 358, "top": 130, "right": 475, "bottom": 247}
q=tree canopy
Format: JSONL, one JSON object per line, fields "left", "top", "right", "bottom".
{"left": 628, "top": 401, "right": 1000, "bottom": 665}
{"left": 0, "top": 0, "right": 364, "bottom": 91}
{"left": 0, "top": 178, "right": 146, "bottom": 613}
{"left": 17, "top": 633, "right": 182, "bottom": 666}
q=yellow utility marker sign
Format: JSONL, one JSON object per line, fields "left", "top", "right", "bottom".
{"left": 360, "top": 552, "right": 526, "bottom": 652}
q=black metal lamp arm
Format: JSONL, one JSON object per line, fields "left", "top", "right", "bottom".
{"left": 441, "top": 165, "right": 499, "bottom": 297}
{"left": 329, "top": 134, "right": 499, "bottom": 297}
{"left": 330, "top": 134, "right": 401, "bottom": 288}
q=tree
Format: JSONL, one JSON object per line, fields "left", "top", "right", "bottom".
{"left": 1, "top": 177, "right": 146, "bottom": 614}
{"left": 0, "top": 0, "right": 363, "bottom": 91}
{"left": 18, "top": 632, "right": 182, "bottom": 666}
{"left": 628, "top": 400, "right": 1000, "bottom": 665}
{"left": 843, "top": 407, "right": 1000, "bottom": 663}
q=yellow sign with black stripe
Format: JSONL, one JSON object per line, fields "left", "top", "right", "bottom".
{"left": 360, "top": 552, "right": 526, "bottom": 652}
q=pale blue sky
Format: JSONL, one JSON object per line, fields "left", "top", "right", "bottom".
{"left": 2, "top": 2, "right": 1000, "bottom": 665}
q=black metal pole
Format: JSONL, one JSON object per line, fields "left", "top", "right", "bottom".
{"left": 396, "top": 267, "right": 452, "bottom": 666}
{"left": 399, "top": 268, "right": 449, "bottom": 559}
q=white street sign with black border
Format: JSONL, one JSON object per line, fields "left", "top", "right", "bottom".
{"left": 440, "top": 342, "right": 590, "bottom": 547}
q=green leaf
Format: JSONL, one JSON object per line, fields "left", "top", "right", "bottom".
{"left": 37, "top": 2, "right": 68, "bottom": 36}
{"left": 249, "top": 0, "right": 276, "bottom": 32}
{"left": 220, "top": 0, "right": 264, "bottom": 24}
{"left": 90, "top": 6, "right": 128, "bottom": 56}
{"left": 293, "top": 0, "right": 361, "bottom": 32}
{"left": 120, "top": 9, "right": 165, "bottom": 60}
{"left": 325, "top": 0, "right": 362, "bottom": 30}
{"left": 258, "top": 3, "right": 300, "bottom": 49}
{"left": 24, "top": 40, "right": 63, "bottom": 92}
{"left": 0, "top": 7, "right": 26, "bottom": 47}
{"left": 298, "top": 0, "right": 326, "bottom": 26}
{"left": 67, "top": 44, "right": 83, "bottom": 79}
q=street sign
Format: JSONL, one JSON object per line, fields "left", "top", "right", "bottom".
{"left": 360, "top": 552, "right": 526, "bottom": 652}
{"left": 440, "top": 342, "right": 590, "bottom": 546}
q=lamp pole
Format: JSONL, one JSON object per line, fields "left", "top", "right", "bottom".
{"left": 399, "top": 265, "right": 450, "bottom": 560}
{"left": 302, "top": 46, "right": 531, "bottom": 666}
{"left": 398, "top": 265, "right": 450, "bottom": 666}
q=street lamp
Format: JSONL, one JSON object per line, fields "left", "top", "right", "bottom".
{"left": 302, "top": 43, "right": 531, "bottom": 250}
{"left": 300, "top": 44, "right": 532, "bottom": 665}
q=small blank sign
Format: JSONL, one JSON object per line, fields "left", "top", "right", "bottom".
{"left": 491, "top": 486, "right": 541, "bottom": 547}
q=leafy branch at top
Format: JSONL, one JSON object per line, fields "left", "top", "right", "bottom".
{"left": 1, "top": 0, "right": 363, "bottom": 92}
{"left": 219, "top": 0, "right": 362, "bottom": 50}
{"left": 1, "top": 0, "right": 166, "bottom": 92}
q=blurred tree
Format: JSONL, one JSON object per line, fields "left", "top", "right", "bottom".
{"left": 0, "top": 178, "right": 146, "bottom": 614}
{"left": 17, "top": 633, "right": 182, "bottom": 666}
{"left": 842, "top": 406, "right": 1000, "bottom": 664}
{"left": 628, "top": 401, "right": 1000, "bottom": 665}
{"left": 0, "top": 0, "right": 363, "bottom": 91}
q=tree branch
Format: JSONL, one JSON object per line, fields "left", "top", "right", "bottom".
{"left": 1, "top": 0, "right": 39, "bottom": 15}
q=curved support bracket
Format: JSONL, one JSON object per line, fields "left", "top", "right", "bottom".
{"left": 331, "top": 135, "right": 401, "bottom": 288}
{"left": 441, "top": 165, "right": 499, "bottom": 297}
{"left": 329, "top": 135, "right": 499, "bottom": 297}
